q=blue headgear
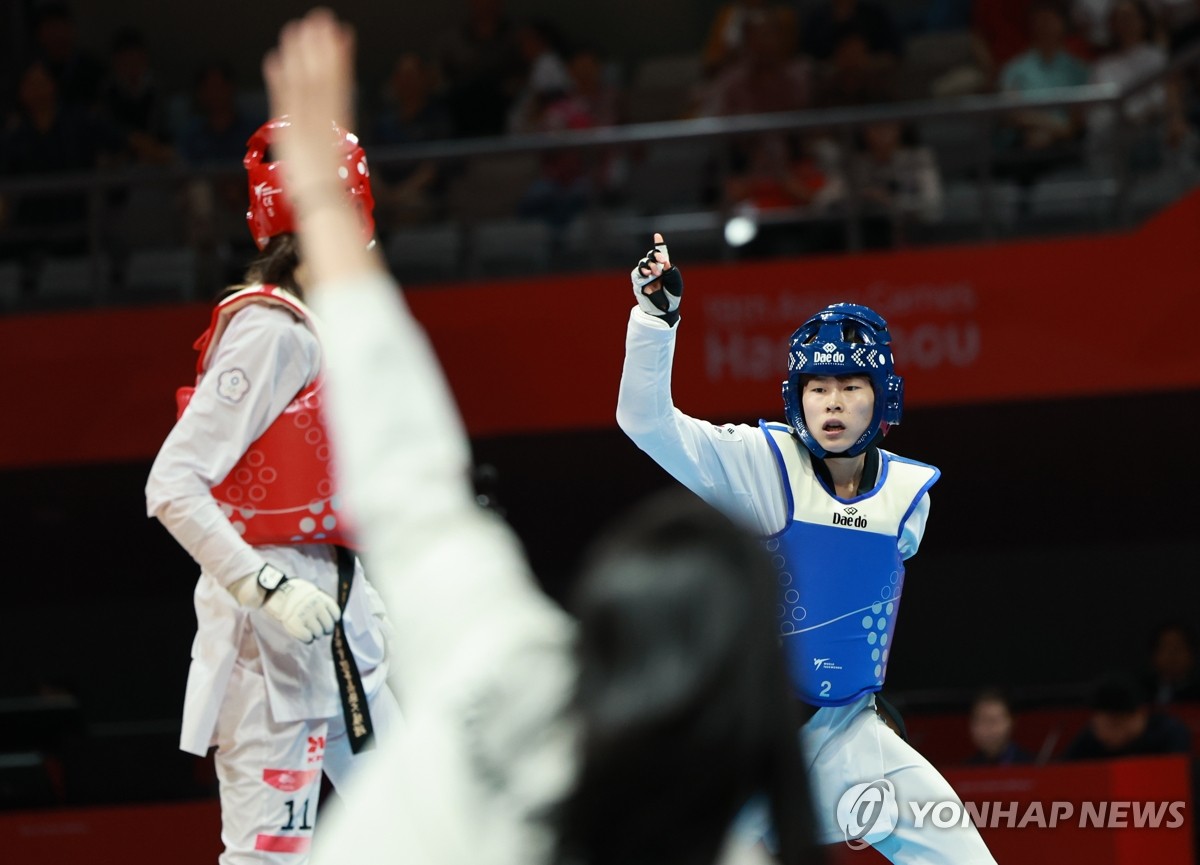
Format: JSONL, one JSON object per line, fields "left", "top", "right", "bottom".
{"left": 781, "top": 302, "right": 904, "bottom": 458}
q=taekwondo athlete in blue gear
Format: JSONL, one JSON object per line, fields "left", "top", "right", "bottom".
{"left": 617, "top": 236, "right": 997, "bottom": 863}
{"left": 766, "top": 304, "right": 939, "bottom": 707}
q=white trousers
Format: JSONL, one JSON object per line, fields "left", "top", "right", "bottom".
{"left": 804, "top": 695, "right": 997, "bottom": 865}
{"left": 213, "top": 661, "right": 402, "bottom": 864}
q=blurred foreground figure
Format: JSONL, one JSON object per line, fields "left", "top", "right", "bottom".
{"left": 259, "top": 9, "right": 821, "bottom": 865}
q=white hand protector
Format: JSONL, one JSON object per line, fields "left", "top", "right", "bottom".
{"left": 630, "top": 238, "right": 683, "bottom": 326}
{"left": 263, "top": 577, "right": 342, "bottom": 643}
{"left": 228, "top": 572, "right": 266, "bottom": 607}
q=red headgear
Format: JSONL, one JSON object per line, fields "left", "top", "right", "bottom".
{"left": 244, "top": 117, "right": 376, "bottom": 250}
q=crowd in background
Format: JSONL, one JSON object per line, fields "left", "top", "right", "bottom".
{"left": 1, "top": 0, "right": 1199, "bottom": 284}
{"left": 964, "top": 619, "right": 1200, "bottom": 767}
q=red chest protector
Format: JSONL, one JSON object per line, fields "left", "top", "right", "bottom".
{"left": 177, "top": 285, "right": 357, "bottom": 549}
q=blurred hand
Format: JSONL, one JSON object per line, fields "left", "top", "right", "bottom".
{"left": 262, "top": 8, "right": 357, "bottom": 193}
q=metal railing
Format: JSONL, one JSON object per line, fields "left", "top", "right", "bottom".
{"left": 1, "top": 40, "right": 1198, "bottom": 308}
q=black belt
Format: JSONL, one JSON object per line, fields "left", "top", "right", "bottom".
{"left": 333, "top": 546, "right": 374, "bottom": 753}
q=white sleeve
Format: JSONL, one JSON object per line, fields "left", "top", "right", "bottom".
{"left": 145, "top": 304, "right": 319, "bottom": 588}
{"left": 616, "top": 307, "right": 789, "bottom": 536}
{"left": 310, "top": 274, "right": 569, "bottom": 706}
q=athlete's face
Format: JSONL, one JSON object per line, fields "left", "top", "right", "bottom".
{"left": 801, "top": 374, "right": 874, "bottom": 454}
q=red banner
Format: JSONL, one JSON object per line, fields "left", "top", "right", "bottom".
{"left": 0, "top": 800, "right": 222, "bottom": 865}
{"left": 2, "top": 192, "right": 1198, "bottom": 470}
{"left": 1, "top": 757, "right": 1189, "bottom": 865}
{"left": 941, "top": 756, "right": 1194, "bottom": 865}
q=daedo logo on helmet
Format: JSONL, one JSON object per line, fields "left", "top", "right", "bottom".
{"left": 813, "top": 342, "right": 846, "bottom": 364}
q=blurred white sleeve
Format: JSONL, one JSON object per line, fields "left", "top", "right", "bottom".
{"left": 311, "top": 274, "right": 569, "bottom": 705}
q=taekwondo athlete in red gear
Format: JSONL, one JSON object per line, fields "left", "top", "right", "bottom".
{"left": 616, "top": 235, "right": 997, "bottom": 864}
{"left": 146, "top": 117, "right": 402, "bottom": 865}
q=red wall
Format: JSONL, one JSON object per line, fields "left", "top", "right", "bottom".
{"left": 3, "top": 192, "right": 1198, "bottom": 470}
{"left": 4, "top": 756, "right": 1191, "bottom": 865}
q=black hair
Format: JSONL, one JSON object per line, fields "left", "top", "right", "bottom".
{"left": 554, "top": 488, "right": 817, "bottom": 865}
{"left": 1089, "top": 672, "right": 1149, "bottom": 714}
{"left": 971, "top": 686, "right": 1014, "bottom": 714}
{"left": 222, "top": 234, "right": 302, "bottom": 301}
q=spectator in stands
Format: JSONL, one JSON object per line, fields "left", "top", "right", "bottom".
{"left": 719, "top": 133, "right": 845, "bottom": 256}
{"left": 1061, "top": 672, "right": 1192, "bottom": 760}
{"left": 369, "top": 52, "right": 453, "bottom": 225}
{"left": 702, "top": 8, "right": 812, "bottom": 117}
{"left": 509, "top": 36, "right": 598, "bottom": 240}
{"left": 1076, "top": 0, "right": 1118, "bottom": 51}
{"left": 812, "top": 28, "right": 897, "bottom": 109}
{"left": 1141, "top": 621, "right": 1200, "bottom": 706}
{"left": 177, "top": 62, "right": 262, "bottom": 266}
{"left": 28, "top": 1, "right": 105, "bottom": 112}
{"left": 436, "top": 0, "right": 524, "bottom": 138}
{"left": 177, "top": 62, "right": 260, "bottom": 168}
{"left": 567, "top": 45, "right": 623, "bottom": 129}
{"left": 564, "top": 45, "right": 628, "bottom": 203}
{"left": 506, "top": 18, "right": 573, "bottom": 134}
{"left": 966, "top": 688, "right": 1035, "bottom": 766}
{"left": 699, "top": 11, "right": 837, "bottom": 255}
{"left": 974, "top": 0, "right": 1092, "bottom": 89}
{"left": 0, "top": 58, "right": 122, "bottom": 259}
{"left": 373, "top": 52, "right": 452, "bottom": 148}
{"left": 800, "top": 0, "right": 904, "bottom": 67}
{"left": 1000, "top": 0, "right": 1091, "bottom": 131}
{"left": 701, "top": 0, "right": 798, "bottom": 79}
{"left": 845, "top": 119, "right": 944, "bottom": 247}
{"left": 1089, "top": 1, "right": 1169, "bottom": 98}
{"left": 995, "top": 1, "right": 1091, "bottom": 194}
{"left": 1073, "top": 0, "right": 1180, "bottom": 51}
{"left": 101, "top": 26, "right": 174, "bottom": 166}
{"left": 1085, "top": 0, "right": 1191, "bottom": 169}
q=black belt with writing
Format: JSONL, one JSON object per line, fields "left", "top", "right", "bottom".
{"left": 333, "top": 546, "right": 374, "bottom": 753}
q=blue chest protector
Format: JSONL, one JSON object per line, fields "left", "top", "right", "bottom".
{"left": 759, "top": 422, "right": 940, "bottom": 706}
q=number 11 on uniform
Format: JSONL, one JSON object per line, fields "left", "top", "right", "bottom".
{"left": 282, "top": 798, "right": 313, "bottom": 831}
